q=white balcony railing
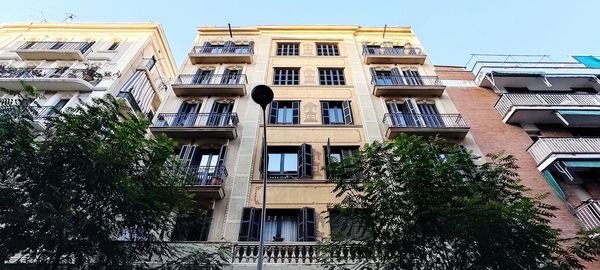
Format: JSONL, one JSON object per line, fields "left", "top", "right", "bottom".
{"left": 496, "top": 93, "right": 600, "bottom": 117}
{"left": 527, "top": 137, "right": 600, "bottom": 165}
{"left": 575, "top": 200, "right": 600, "bottom": 230}
{"left": 232, "top": 242, "right": 372, "bottom": 264}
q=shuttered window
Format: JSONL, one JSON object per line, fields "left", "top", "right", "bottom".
{"left": 170, "top": 209, "right": 213, "bottom": 241}
{"left": 260, "top": 145, "right": 313, "bottom": 179}
{"left": 238, "top": 208, "right": 316, "bottom": 242}
{"left": 277, "top": 43, "right": 299, "bottom": 56}
{"left": 316, "top": 43, "right": 339, "bottom": 56}
{"left": 273, "top": 68, "right": 300, "bottom": 85}
{"left": 269, "top": 101, "right": 300, "bottom": 124}
{"left": 321, "top": 101, "right": 353, "bottom": 125}
{"left": 319, "top": 68, "right": 345, "bottom": 85}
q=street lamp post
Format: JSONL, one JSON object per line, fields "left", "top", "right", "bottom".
{"left": 250, "top": 85, "right": 274, "bottom": 270}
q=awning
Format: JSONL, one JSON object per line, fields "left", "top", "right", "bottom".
{"left": 556, "top": 110, "right": 600, "bottom": 127}
{"left": 563, "top": 161, "right": 600, "bottom": 168}
{"left": 573, "top": 56, "right": 600, "bottom": 68}
{"left": 542, "top": 170, "right": 566, "bottom": 201}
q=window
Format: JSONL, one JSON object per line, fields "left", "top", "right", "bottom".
{"left": 329, "top": 209, "right": 372, "bottom": 241}
{"left": 277, "top": 43, "right": 299, "bottom": 56}
{"left": 386, "top": 100, "right": 444, "bottom": 128}
{"left": 316, "top": 43, "right": 339, "bottom": 56}
{"left": 239, "top": 208, "right": 316, "bottom": 242}
{"left": 319, "top": 68, "right": 345, "bottom": 85}
{"left": 321, "top": 101, "right": 353, "bottom": 125}
{"left": 325, "top": 146, "right": 358, "bottom": 179}
{"left": 108, "top": 42, "right": 120, "bottom": 51}
{"left": 261, "top": 144, "right": 312, "bottom": 179}
{"left": 273, "top": 68, "right": 300, "bottom": 85}
{"left": 46, "top": 98, "right": 70, "bottom": 117}
{"left": 170, "top": 209, "right": 212, "bottom": 241}
{"left": 269, "top": 101, "right": 299, "bottom": 124}
{"left": 146, "top": 56, "right": 156, "bottom": 70}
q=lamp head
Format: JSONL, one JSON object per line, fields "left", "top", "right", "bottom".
{"left": 251, "top": 84, "right": 274, "bottom": 109}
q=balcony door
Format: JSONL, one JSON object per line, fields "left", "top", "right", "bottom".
{"left": 387, "top": 100, "right": 418, "bottom": 127}
{"left": 402, "top": 69, "right": 423, "bottom": 85}
{"left": 174, "top": 101, "right": 201, "bottom": 126}
{"left": 179, "top": 145, "right": 226, "bottom": 185}
{"left": 221, "top": 68, "right": 240, "bottom": 84}
{"left": 417, "top": 103, "right": 444, "bottom": 128}
{"left": 207, "top": 100, "right": 234, "bottom": 126}
{"left": 192, "top": 69, "right": 212, "bottom": 84}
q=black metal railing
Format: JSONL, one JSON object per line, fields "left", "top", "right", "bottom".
{"left": 174, "top": 74, "right": 247, "bottom": 85}
{"left": 371, "top": 75, "right": 443, "bottom": 87}
{"left": 0, "top": 66, "right": 102, "bottom": 85}
{"left": 363, "top": 46, "right": 423, "bottom": 56}
{"left": 383, "top": 113, "right": 468, "bottom": 128}
{"left": 153, "top": 113, "right": 239, "bottom": 127}
{"left": 191, "top": 45, "right": 254, "bottom": 55}
{"left": 117, "top": 91, "right": 143, "bottom": 113}
{"left": 18, "top": 41, "right": 94, "bottom": 54}
{"left": 0, "top": 105, "right": 59, "bottom": 119}
{"left": 169, "top": 165, "right": 228, "bottom": 186}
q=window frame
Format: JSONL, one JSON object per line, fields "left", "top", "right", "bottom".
{"left": 321, "top": 100, "right": 353, "bottom": 125}
{"left": 269, "top": 101, "right": 300, "bottom": 125}
{"left": 316, "top": 43, "right": 340, "bottom": 56}
{"left": 276, "top": 43, "right": 300, "bottom": 56}
{"left": 318, "top": 68, "right": 346, "bottom": 85}
{"left": 273, "top": 68, "right": 300, "bottom": 85}
{"left": 107, "top": 42, "right": 120, "bottom": 51}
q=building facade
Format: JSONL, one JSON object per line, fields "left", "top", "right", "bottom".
{"left": 437, "top": 55, "right": 600, "bottom": 269}
{"left": 152, "top": 25, "right": 480, "bottom": 268}
{"left": 0, "top": 22, "right": 177, "bottom": 123}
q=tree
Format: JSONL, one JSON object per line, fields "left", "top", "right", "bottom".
{"left": 0, "top": 87, "right": 229, "bottom": 269}
{"left": 320, "top": 134, "right": 600, "bottom": 269}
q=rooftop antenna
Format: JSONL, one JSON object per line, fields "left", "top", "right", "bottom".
{"left": 63, "top": 13, "right": 76, "bottom": 22}
{"left": 228, "top": 23, "right": 233, "bottom": 38}
{"left": 39, "top": 11, "right": 48, "bottom": 22}
{"left": 382, "top": 24, "right": 387, "bottom": 39}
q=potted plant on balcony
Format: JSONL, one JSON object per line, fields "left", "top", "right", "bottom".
{"left": 210, "top": 176, "right": 223, "bottom": 186}
{"left": 83, "top": 64, "right": 103, "bottom": 82}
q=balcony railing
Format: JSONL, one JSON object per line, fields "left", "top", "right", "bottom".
{"left": 371, "top": 75, "right": 443, "bottom": 87}
{"left": 495, "top": 93, "right": 600, "bottom": 117}
{"left": 363, "top": 46, "right": 423, "bottom": 56}
{"left": 527, "top": 137, "right": 600, "bottom": 166}
{"left": 19, "top": 41, "right": 94, "bottom": 54}
{"left": 575, "top": 200, "right": 600, "bottom": 230}
{"left": 175, "top": 74, "right": 247, "bottom": 85}
{"left": 191, "top": 45, "right": 254, "bottom": 55}
{"left": 153, "top": 113, "right": 239, "bottom": 128}
{"left": 383, "top": 113, "right": 468, "bottom": 128}
{"left": 0, "top": 66, "right": 102, "bottom": 86}
{"left": 233, "top": 242, "right": 373, "bottom": 264}
{"left": 0, "top": 105, "right": 60, "bottom": 119}
{"left": 170, "top": 165, "right": 227, "bottom": 186}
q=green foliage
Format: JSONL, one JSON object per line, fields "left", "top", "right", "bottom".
{"left": 0, "top": 88, "right": 228, "bottom": 269}
{"left": 321, "top": 134, "right": 600, "bottom": 269}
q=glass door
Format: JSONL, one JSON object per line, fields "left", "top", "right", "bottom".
{"left": 207, "top": 101, "right": 233, "bottom": 126}
{"left": 174, "top": 101, "right": 201, "bottom": 126}
{"left": 417, "top": 103, "right": 444, "bottom": 127}
{"left": 375, "top": 71, "right": 393, "bottom": 85}
{"left": 195, "top": 150, "right": 220, "bottom": 185}
{"left": 402, "top": 70, "right": 423, "bottom": 85}
{"left": 192, "top": 69, "right": 212, "bottom": 84}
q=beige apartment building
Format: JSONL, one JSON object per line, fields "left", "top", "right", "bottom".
{"left": 0, "top": 22, "right": 177, "bottom": 123}
{"left": 151, "top": 25, "right": 480, "bottom": 267}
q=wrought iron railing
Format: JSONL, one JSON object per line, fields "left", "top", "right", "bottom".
{"left": 0, "top": 105, "right": 59, "bottom": 119}
{"left": 363, "top": 46, "right": 423, "bottom": 56}
{"left": 575, "top": 200, "right": 600, "bottom": 230}
{"left": 169, "top": 165, "right": 227, "bottom": 186}
{"left": 174, "top": 74, "right": 247, "bottom": 85}
{"left": 495, "top": 93, "right": 600, "bottom": 117}
{"left": 383, "top": 113, "right": 468, "bottom": 129}
{"left": 371, "top": 75, "right": 443, "bottom": 87}
{"left": 153, "top": 113, "right": 239, "bottom": 127}
{"left": 191, "top": 45, "right": 254, "bottom": 55}
{"left": 527, "top": 137, "right": 600, "bottom": 165}
{"left": 18, "top": 41, "right": 94, "bottom": 54}
{"left": 0, "top": 66, "right": 101, "bottom": 85}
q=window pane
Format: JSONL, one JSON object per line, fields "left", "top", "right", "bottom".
{"left": 283, "top": 154, "right": 297, "bottom": 172}
{"left": 268, "top": 153, "right": 281, "bottom": 172}
{"left": 285, "top": 108, "right": 293, "bottom": 123}
{"left": 330, "top": 153, "right": 342, "bottom": 163}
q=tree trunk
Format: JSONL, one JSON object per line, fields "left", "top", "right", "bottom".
{"left": 51, "top": 246, "right": 62, "bottom": 270}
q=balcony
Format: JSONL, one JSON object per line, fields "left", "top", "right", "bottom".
{"left": 495, "top": 93, "right": 600, "bottom": 127}
{"left": 233, "top": 242, "right": 369, "bottom": 264}
{"left": 16, "top": 41, "right": 94, "bottom": 61}
{"left": 575, "top": 200, "right": 600, "bottom": 230}
{"left": 150, "top": 113, "right": 239, "bottom": 139}
{"left": 171, "top": 165, "right": 227, "bottom": 200}
{"left": 371, "top": 75, "right": 445, "bottom": 96}
{"left": 383, "top": 113, "right": 469, "bottom": 139}
{"left": 189, "top": 45, "right": 253, "bottom": 64}
{"left": 362, "top": 46, "right": 426, "bottom": 64}
{"left": 0, "top": 67, "right": 100, "bottom": 91}
{"left": 527, "top": 137, "right": 600, "bottom": 170}
{"left": 0, "top": 105, "right": 59, "bottom": 130}
{"left": 172, "top": 74, "right": 247, "bottom": 96}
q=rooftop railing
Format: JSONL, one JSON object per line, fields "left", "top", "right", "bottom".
{"left": 191, "top": 45, "right": 253, "bottom": 55}
{"left": 174, "top": 74, "right": 247, "bottom": 85}
{"left": 371, "top": 75, "right": 443, "bottom": 87}
{"left": 383, "top": 113, "right": 468, "bottom": 129}
{"left": 153, "top": 113, "right": 239, "bottom": 128}
{"left": 362, "top": 46, "right": 423, "bottom": 56}
{"left": 495, "top": 93, "right": 600, "bottom": 117}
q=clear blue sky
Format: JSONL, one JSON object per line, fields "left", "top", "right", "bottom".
{"left": 2, "top": 0, "right": 599, "bottom": 67}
